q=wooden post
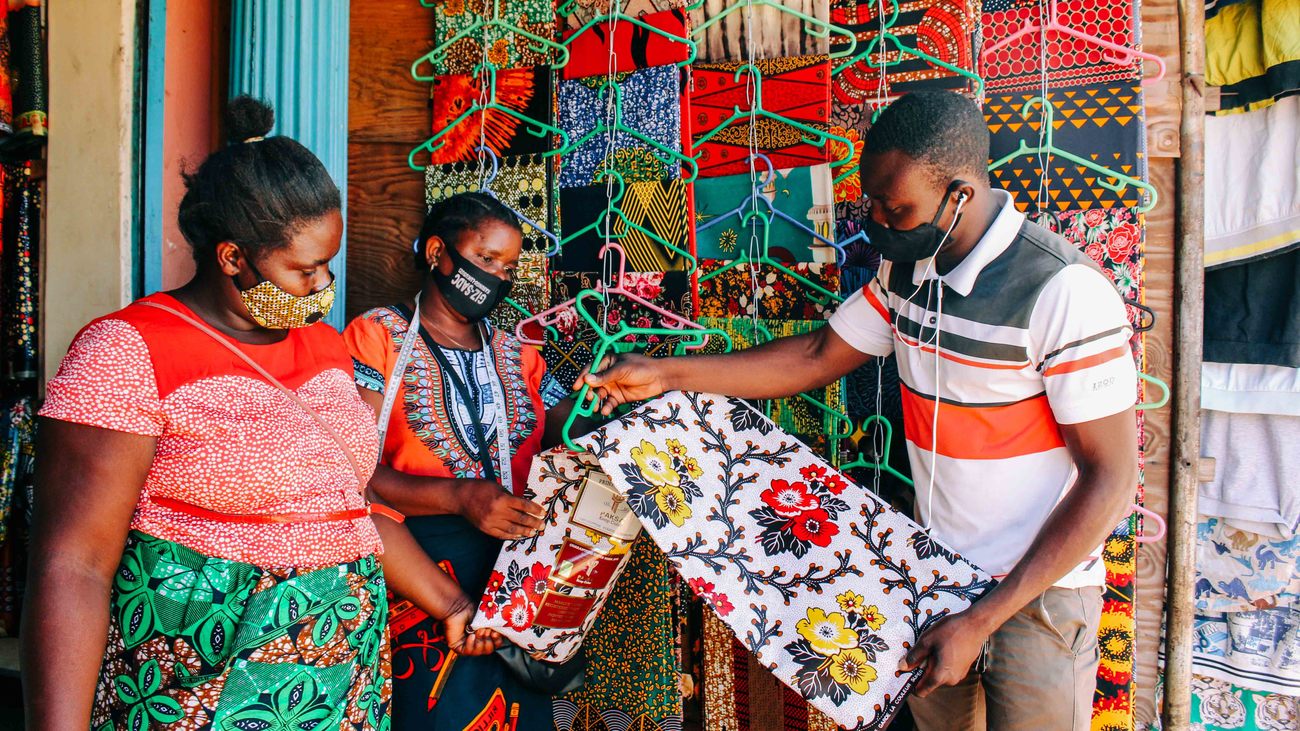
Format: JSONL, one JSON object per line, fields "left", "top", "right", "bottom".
{"left": 1161, "top": 1, "right": 1206, "bottom": 728}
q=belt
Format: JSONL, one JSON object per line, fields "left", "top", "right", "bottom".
{"left": 152, "top": 496, "right": 405, "bottom": 525}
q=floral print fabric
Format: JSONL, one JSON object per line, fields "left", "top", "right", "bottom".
{"left": 428, "top": 0, "right": 557, "bottom": 75}
{"left": 579, "top": 391, "right": 994, "bottom": 730}
{"left": 698, "top": 259, "right": 840, "bottom": 320}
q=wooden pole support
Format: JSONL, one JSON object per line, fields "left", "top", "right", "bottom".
{"left": 1162, "top": 1, "right": 1207, "bottom": 728}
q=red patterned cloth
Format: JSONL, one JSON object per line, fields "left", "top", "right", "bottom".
{"left": 561, "top": 8, "right": 691, "bottom": 79}
{"left": 981, "top": 0, "right": 1142, "bottom": 93}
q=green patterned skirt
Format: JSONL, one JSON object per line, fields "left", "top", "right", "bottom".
{"left": 92, "top": 531, "right": 391, "bottom": 730}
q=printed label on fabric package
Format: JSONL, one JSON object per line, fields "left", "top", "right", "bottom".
{"left": 571, "top": 391, "right": 997, "bottom": 731}
{"left": 472, "top": 453, "right": 642, "bottom": 661}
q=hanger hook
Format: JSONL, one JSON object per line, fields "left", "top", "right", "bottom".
{"left": 598, "top": 169, "right": 628, "bottom": 205}
{"left": 1019, "top": 96, "right": 1056, "bottom": 150}
{"left": 472, "top": 145, "right": 502, "bottom": 187}
{"left": 749, "top": 153, "right": 777, "bottom": 191}
{"left": 597, "top": 241, "right": 631, "bottom": 284}
{"left": 732, "top": 63, "right": 765, "bottom": 112}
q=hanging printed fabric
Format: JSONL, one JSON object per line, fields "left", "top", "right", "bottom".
{"left": 561, "top": 8, "right": 692, "bottom": 79}
{"left": 0, "top": 5, "right": 14, "bottom": 135}
{"left": 428, "top": 0, "right": 557, "bottom": 75}
{"left": 697, "top": 260, "right": 840, "bottom": 320}
{"left": 985, "top": 83, "right": 1147, "bottom": 213}
{"left": 558, "top": 66, "right": 683, "bottom": 187}
{"left": 830, "top": 0, "right": 981, "bottom": 107}
{"left": 687, "top": 2, "right": 831, "bottom": 62}
{"left": 1194, "top": 517, "right": 1300, "bottom": 614}
{"left": 577, "top": 391, "right": 994, "bottom": 731}
{"left": 1189, "top": 608, "right": 1300, "bottom": 696}
{"left": 490, "top": 250, "right": 551, "bottom": 334}
{"left": 7, "top": 0, "right": 44, "bottom": 140}
{"left": 0, "top": 398, "right": 35, "bottom": 546}
{"left": 981, "top": 0, "right": 1142, "bottom": 92}
{"left": 553, "top": 540, "right": 683, "bottom": 731}
{"left": 425, "top": 153, "right": 556, "bottom": 251}
{"left": 548, "top": 269, "right": 695, "bottom": 329}
{"left": 694, "top": 164, "right": 836, "bottom": 262}
{"left": 3, "top": 164, "right": 38, "bottom": 381}
{"left": 1189, "top": 674, "right": 1300, "bottom": 731}
{"left": 556, "top": 179, "right": 693, "bottom": 271}
{"left": 690, "top": 55, "right": 833, "bottom": 177}
{"left": 701, "top": 611, "right": 841, "bottom": 731}
{"left": 560, "top": 0, "right": 687, "bottom": 30}
{"left": 428, "top": 67, "right": 554, "bottom": 163}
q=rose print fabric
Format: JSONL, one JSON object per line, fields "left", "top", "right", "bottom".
{"left": 583, "top": 391, "right": 995, "bottom": 730}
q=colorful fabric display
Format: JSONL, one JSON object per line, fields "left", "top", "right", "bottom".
{"left": 0, "top": 5, "right": 14, "bottom": 135}
{"left": 694, "top": 164, "right": 836, "bottom": 262}
{"left": 1190, "top": 674, "right": 1299, "bottom": 731}
{"left": 574, "top": 391, "right": 994, "bottom": 730}
{"left": 982, "top": 0, "right": 1142, "bottom": 92}
{"left": 830, "top": 0, "right": 981, "bottom": 105}
{"left": 687, "top": 3, "right": 831, "bottom": 63}
{"left": 690, "top": 56, "right": 833, "bottom": 177}
{"left": 425, "top": 154, "right": 556, "bottom": 251}
{"left": 489, "top": 250, "right": 550, "bottom": 334}
{"left": 1206, "top": 0, "right": 1300, "bottom": 115}
{"left": 429, "top": 0, "right": 557, "bottom": 75}
{"left": 428, "top": 66, "right": 554, "bottom": 163}
{"left": 3, "top": 164, "right": 39, "bottom": 381}
{"left": 558, "top": 66, "right": 683, "bottom": 187}
{"left": 560, "top": 0, "right": 686, "bottom": 31}
{"left": 697, "top": 259, "right": 840, "bottom": 320}
{"left": 986, "top": 83, "right": 1147, "bottom": 213}
{"left": 1196, "top": 517, "right": 1300, "bottom": 614}
{"left": 556, "top": 179, "right": 693, "bottom": 271}
{"left": 561, "top": 8, "right": 691, "bottom": 79}
{"left": 553, "top": 540, "right": 683, "bottom": 731}
{"left": 1191, "top": 608, "right": 1300, "bottom": 696}
{"left": 7, "top": 0, "right": 44, "bottom": 139}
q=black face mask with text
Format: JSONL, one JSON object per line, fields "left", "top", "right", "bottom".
{"left": 432, "top": 245, "right": 512, "bottom": 322}
{"left": 863, "top": 181, "right": 969, "bottom": 263}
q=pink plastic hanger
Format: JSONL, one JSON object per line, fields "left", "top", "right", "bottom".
{"left": 980, "top": 0, "right": 1166, "bottom": 86}
{"left": 514, "top": 241, "right": 712, "bottom": 349}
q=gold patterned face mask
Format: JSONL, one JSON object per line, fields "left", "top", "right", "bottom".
{"left": 237, "top": 265, "right": 336, "bottom": 329}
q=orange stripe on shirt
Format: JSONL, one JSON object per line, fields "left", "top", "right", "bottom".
{"left": 1043, "top": 345, "right": 1130, "bottom": 377}
{"left": 862, "top": 284, "right": 890, "bottom": 322}
{"left": 901, "top": 384, "right": 1066, "bottom": 460}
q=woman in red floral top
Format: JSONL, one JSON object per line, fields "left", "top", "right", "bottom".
{"left": 21, "top": 98, "right": 499, "bottom": 731}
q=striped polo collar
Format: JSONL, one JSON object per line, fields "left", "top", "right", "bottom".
{"left": 912, "top": 188, "right": 1026, "bottom": 297}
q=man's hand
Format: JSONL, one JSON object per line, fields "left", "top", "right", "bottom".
{"left": 456, "top": 479, "right": 545, "bottom": 540}
{"left": 898, "top": 612, "right": 991, "bottom": 697}
{"left": 576, "top": 354, "right": 669, "bottom": 416}
{"left": 442, "top": 599, "right": 504, "bottom": 656}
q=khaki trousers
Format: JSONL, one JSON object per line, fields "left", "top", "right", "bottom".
{"left": 908, "top": 586, "right": 1104, "bottom": 731}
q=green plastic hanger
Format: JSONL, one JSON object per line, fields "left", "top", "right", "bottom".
{"left": 412, "top": 0, "right": 569, "bottom": 79}
{"left": 832, "top": 4, "right": 983, "bottom": 98}
{"left": 1136, "top": 372, "right": 1170, "bottom": 411}
{"left": 407, "top": 64, "right": 571, "bottom": 171}
{"left": 987, "top": 96, "right": 1158, "bottom": 213}
{"left": 564, "top": 289, "right": 734, "bottom": 452}
{"left": 556, "top": 170, "right": 699, "bottom": 272}
{"left": 561, "top": 10, "right": 698, "bottom": 68}
{"left": 691, "top": 0, "right": 858, "bottom": 60}
{"left": 691, "top": 64, "right": 857, "bottom": 169}
{"left": 556, "top": 0, "right": 708, "bottom": 16}
{"left": 556, "top": 81, "right": 702, "bottom": 183}
{"left": 698, "top": 205, "right": 844, "bottom": 306}
{"left": 839, "top": 415, "right": 914, "bottom": 487}
{"left": 745, "top": 320, "right": 855, "bottom": 445}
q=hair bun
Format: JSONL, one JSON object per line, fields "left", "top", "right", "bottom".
{"left": 225, "top": 95, "right": 275, "bottom": 144}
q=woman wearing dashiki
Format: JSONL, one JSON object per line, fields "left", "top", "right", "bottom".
{"left": 345, "top": 192, "right": 575, "bottom": 730}
{"left": 22, "top": 98, "right": 499, "bottom": 730}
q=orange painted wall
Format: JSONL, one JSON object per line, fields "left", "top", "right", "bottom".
{"left": 160, "top": 0, "right": 215, "bottom": 289}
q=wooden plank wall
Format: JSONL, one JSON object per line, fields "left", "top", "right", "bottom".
{"left": 1134, "top": 0, "right": 1179, "bottom": 724}
{"left": 345, "top": 2, "right": 1183, "bottom": 725}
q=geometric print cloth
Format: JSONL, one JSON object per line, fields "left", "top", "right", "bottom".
{"left": 986, "top": 82, "right": 1147, "bottom": 213}
{"left": 579, "top": 391, "right": 995, "bottom": 731}
{"left": 981, "top": 0, "right": 1142, "bottom": 93}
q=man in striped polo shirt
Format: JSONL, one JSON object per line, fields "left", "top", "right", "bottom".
{"left": 580, "top": 90, "right": 1139, "bottom": 730}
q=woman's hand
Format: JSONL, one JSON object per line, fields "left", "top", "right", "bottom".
{"left": 456, "top": 479, "right": 546, "bottom": 541}
{"left": 442, "top": 600, "right": 504, "bottom": 656}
